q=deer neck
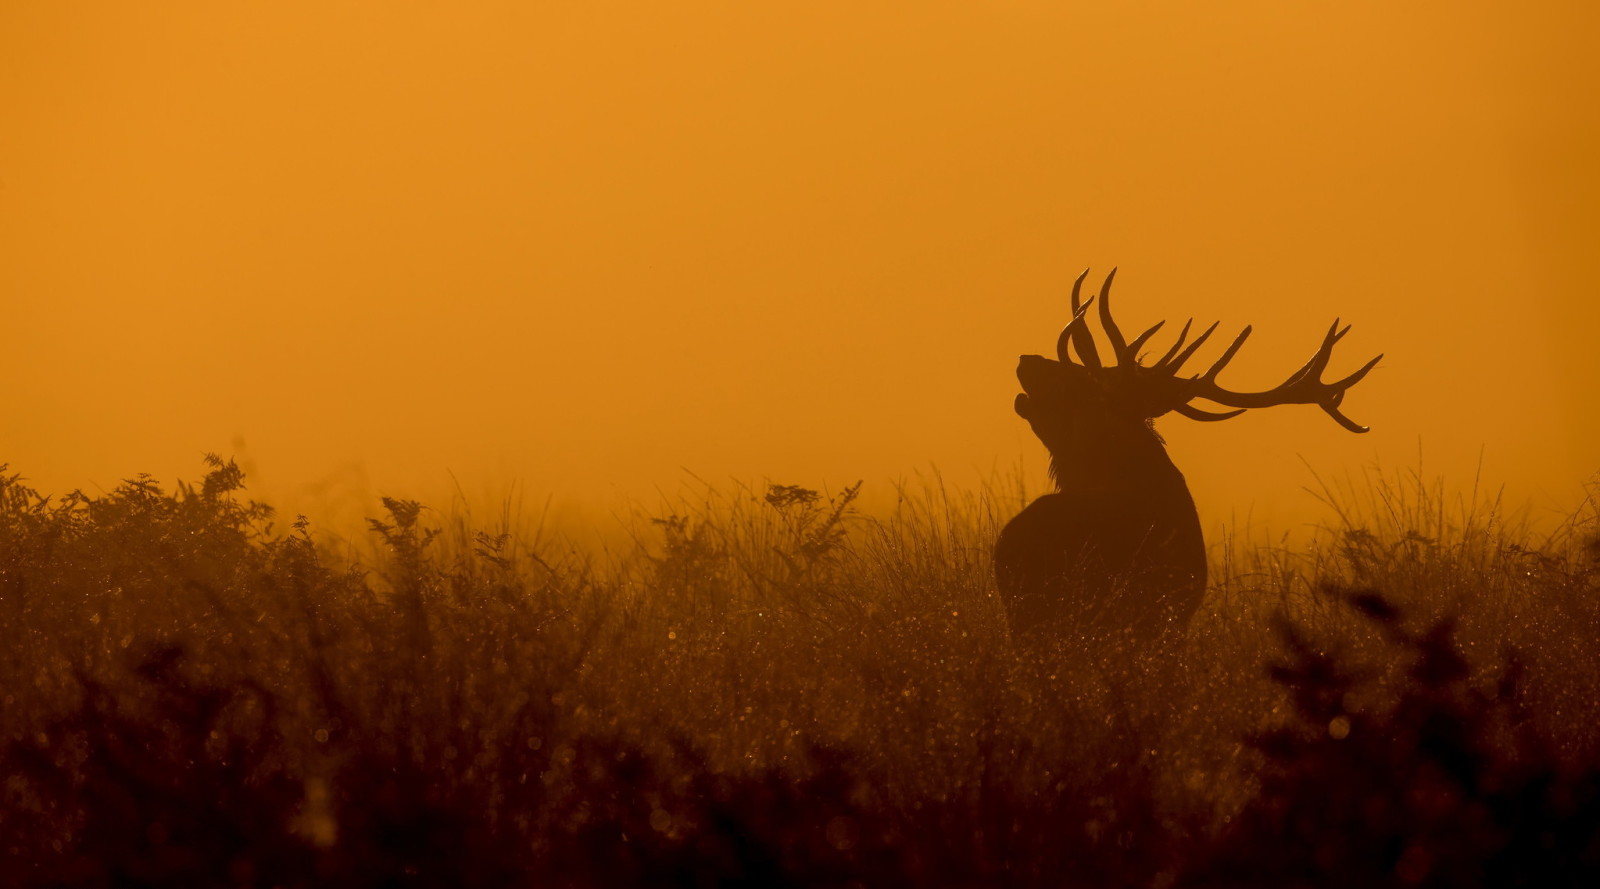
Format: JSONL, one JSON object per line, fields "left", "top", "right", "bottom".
{"left": 1048, "top": 420, "right": 1186, "bottom": 498}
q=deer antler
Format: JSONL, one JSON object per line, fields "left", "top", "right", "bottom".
{"left": 1175, "top": 320, "right": 1383, "bottom": 433}
{"left": 1060, "top": 269, "right": 1102, "bottom": 368}
{"left": 1059, "top": 268, "right": 1155, "bottom": 369}
{"left": 1050, "top": 268, "right": 1381, "bottom": 432}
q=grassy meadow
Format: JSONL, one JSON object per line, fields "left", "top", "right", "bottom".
{"left": 1, "top": 455, "right": 1597, "bottom": 887}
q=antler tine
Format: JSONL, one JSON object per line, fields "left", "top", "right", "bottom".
{"left": 1065, "top": 270, "right": 1102, "bottom": 368}
{"left": 1199, "top": 326, "right": 1253, "bottom": 382}
{"left": 1278, "top": 320, "right": 1345, "bottom": 388}
{"left": 1331, "top": 352, "right": 1383, "bottom": 391}
{"left": 1096, "top": 269, "right": 1131, "bottom": 365}
{"left": 1159, "top": 320, "right": 1219, "bottom": 376}
{"left": 1179, "top": 320, "right": 1380, "bottom": 434}
{"left": 1173, "top": 403, "right": 1247, "bottom": 422}
{"left": 1125, "top": 321, "right": 1167, "bottom": 363}
{"left": 1152, "top": 319, "right": 1193, "bottom": 369}
{"left": 1322, "top": 400, "right": 1371, "bottom": 434}
{"left": 1055, "top": 296, "right": 1098, "bottom": 365}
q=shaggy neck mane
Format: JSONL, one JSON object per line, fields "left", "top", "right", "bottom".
{"left": 1047, "top": 418, "right": 1182, "bottom": 496}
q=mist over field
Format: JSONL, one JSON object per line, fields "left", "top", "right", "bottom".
{"left": 3, "top": 456, "right": 1598, "bottom": 884}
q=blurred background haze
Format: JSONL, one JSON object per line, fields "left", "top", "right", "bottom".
{"left": 2, "top": 1, "right": 1595, "bottom": 536}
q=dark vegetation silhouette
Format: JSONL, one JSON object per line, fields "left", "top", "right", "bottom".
{"left": 2, "top": 455, "right": 1597, "bottom": 886}
{"left": 996, "top": 268, "right": 1382, "bottom": 643}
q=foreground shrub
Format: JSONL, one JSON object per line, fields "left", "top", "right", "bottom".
{"left": 1186, "top": 589, "right": 1600, "bottom": 887}
{"left": 1, "top": 458, "right": 1596, "bottom": 885}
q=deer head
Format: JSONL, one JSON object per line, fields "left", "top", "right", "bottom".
{"left": 1014, "top": 268, "right": 1382, "bottom": 459}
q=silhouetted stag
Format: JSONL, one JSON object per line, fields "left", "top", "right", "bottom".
{"left": 995, "top": 269, "right": 1380, "bottom": 643}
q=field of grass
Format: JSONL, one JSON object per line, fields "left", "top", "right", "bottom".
{"left": 2, "top": 455, "right": 1597, "bottom": 887}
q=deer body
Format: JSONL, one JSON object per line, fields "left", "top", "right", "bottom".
{"left": 997, "top": 269, "right": 1379, "bottom": 643}
{"left": 995, "top": 416, "right": 1205, "bottom": 640}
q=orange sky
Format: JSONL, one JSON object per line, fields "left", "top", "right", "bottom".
{"left": 2, "top": 2, "right": 1596, "bottom": 535}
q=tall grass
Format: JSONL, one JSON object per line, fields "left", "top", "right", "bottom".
{"left": 1, "top": 455, "right": 1596, "bottom": 886}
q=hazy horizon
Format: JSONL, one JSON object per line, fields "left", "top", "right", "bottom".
{"left": 4, "top": 2, "right": 1595, "bottom": 534}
